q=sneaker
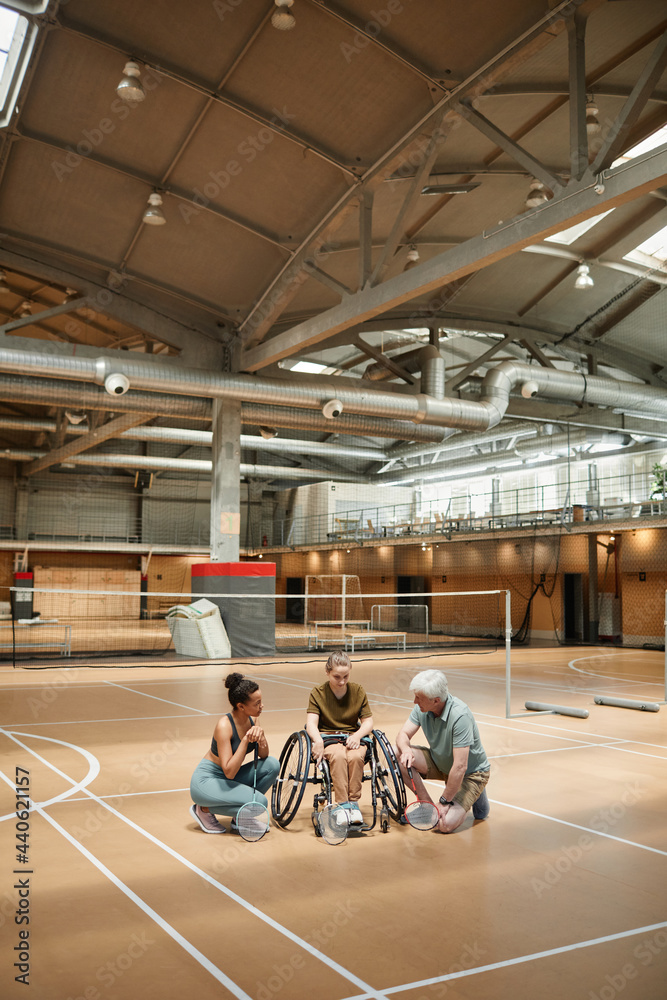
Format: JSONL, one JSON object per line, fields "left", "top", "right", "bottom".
{"left": 347, "top": 804, "right": 364, "bottom": 825}
{"left": 190, "top": 803, "right": 225, "bottom": 834}
{"left": 334, "top": 804, "right": 349, "bottom": 827}
{"left": 472, "top": 789, "right": 490, "bottom": 821}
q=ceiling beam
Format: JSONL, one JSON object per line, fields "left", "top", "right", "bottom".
{"left": 0, "top": 297, "right": 90, "bottom": 335}
{"left": 240, "top": 144, "right": 667, "bottom": 371}
{"left": 590, "top": 29, "right": 667, "bottom": 174}
{"left": 238, "top": 0, "right": 589, "bottom": 347}
{"left": 22, "top": 411, "right": 152, "bottom": 475}
{"left": 567, "top": 12, "right": 589, "bottom": 182}
{"left": 0, "top": 245, "right": 227, "bottom": 365}
{"left": 455, "top": 100, "right": 565, "bottom": 193}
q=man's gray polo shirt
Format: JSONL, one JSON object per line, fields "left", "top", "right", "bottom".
{"left": 409, "top": 694, "right": 489, "bottom": 774}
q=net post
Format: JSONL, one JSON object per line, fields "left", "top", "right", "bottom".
{"left": 505, "top": 589, "right": 511, "bottom": 718}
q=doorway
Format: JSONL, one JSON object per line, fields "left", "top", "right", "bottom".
{"left": 285, "top": 577, "right": 305, "bottom": 623}
{"left": 563, "top": 573, "right": 584, "bottom": 642}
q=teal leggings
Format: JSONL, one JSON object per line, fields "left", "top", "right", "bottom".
{"left": 190, "top": 757, "right": 280, "bottom": 816}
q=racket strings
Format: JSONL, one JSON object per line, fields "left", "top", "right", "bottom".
{"left": 318, "top": 803, "right": 348, "bottom": 845}
{"left": 236, "top": 802, "right": 270, "bottom": 841}
{"left": 404, "top": 799, "right": 439, "bottom": 831}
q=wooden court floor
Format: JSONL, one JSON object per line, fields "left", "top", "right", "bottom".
{"left": 1, "top": 645, "right": 666, "bottom": 1000}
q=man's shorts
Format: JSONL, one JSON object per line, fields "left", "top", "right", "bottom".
{"left": 415, "top": 745, "right": 490, "bottom": 812}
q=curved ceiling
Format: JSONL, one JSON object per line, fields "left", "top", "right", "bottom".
{"left": 0, "top": 0, "right": 666, "bottom": 486}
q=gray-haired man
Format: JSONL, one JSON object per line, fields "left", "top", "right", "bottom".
{"left": 395, "top": 669, "right": 490, "bottom": 833}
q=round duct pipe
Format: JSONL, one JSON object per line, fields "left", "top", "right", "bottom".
{"left": 0, "top": 448, "right": 369, "bottom": 482}
{"left": 0, "top": 350, "right": 667, "bottom": 435}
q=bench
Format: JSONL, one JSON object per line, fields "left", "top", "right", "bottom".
{"left": 344, "top": 631, "right": 406, "bottom": 652}
{"left": 0, "top": 622, "right": 72, "bottom": 657}
{"left": 308, "top": 620, "right": 370, "bottom": 650}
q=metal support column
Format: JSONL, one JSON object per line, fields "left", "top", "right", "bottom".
{"left": 210, "top": 397, "right": 241, "bottom": 562}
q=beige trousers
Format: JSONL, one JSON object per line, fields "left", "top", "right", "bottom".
{"left": 323, "top": 742, "right": 367, "bottom": 802}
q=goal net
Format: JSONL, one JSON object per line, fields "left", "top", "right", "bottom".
{"left": 304, "top": 575, "right": 366, "bottom": 625}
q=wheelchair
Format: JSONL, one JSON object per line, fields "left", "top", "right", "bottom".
{"left": 271, "top": 729, "right": 406, "bottom": 835}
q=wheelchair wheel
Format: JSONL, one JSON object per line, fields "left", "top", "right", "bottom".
{"left": 372, "top": 729, "right": 406, "bottom": 821}
{"left": 271, "top": 730, "right": 310, "bottom": 827}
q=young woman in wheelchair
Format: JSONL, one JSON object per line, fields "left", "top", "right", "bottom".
{"left": 305, "top": 650, "right": 374, "bottom": 825}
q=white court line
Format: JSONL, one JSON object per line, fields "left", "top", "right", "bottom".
{"left": 0, "top": 728, "right": 99, "bottom": 819}
{"left": 34, "top": 802, "right": 255, "bottom": 999}
{"left": 2, "top": 730, "right": 391, "bottom": 1000}
{"left": 475, "top": 719, "right": 611, "bottom": 744}
{"left": 341, "top": 921, "right": 667, "bottom": 1000}
{"left": 6, "top": 706, "right": 303, "bottom": 729}
{"left": 504, "top": 717, "right": 667, "bottom": 752}
{"left": 452, "top": 795, "right": 667, "bottom": 858}
{"left": 103, "top": 680, "right": 209, "bottom": 714}
{"left": 488, "top": 741, "right": 629, "bottom": 761}
{"left": 65, "top": 787, "right": 190, "bottom": 802}
{"left": 595, "top": 744, "right": 667, "bottom": 762}
{"left": 567, "top": 653, "right": 665, "bottom": 689}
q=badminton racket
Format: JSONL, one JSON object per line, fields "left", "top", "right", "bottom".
{"left": 318, "top": 802, "right": 349, "bottom": 846}
{"left": 403, "top": 766, "right": 439, "bottom": 830}
{"left": 235, "top": 743, "right": 270, "bottom": 842}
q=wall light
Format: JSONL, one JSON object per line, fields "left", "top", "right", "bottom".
{"left": 18, "top": 300, "right": 32, "bottom": 318}
{"left": 0, "top": 271, "right": 10, "bottom": 294}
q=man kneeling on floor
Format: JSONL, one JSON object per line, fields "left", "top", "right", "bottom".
{"left": 395, "top": 669, "right": 490, "bottom": 833}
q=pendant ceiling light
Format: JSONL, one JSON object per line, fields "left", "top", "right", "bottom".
{"left": 116, "top": 61, "right": 145, "bottom": 104}
{"left": 272, "top": 0, "right": 295, "bottom": 30}
{"left": 142, "top": 192, "right": 166, "bottom": 226}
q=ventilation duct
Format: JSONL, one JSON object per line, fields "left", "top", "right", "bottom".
{"left": 0, "top": 449, "right": 368, "bottom": 482}
{"left": 0, "top": 416, "right": 387, "bottom": 460}
{"left": 514, "top": 430, "right": 631, "bottom": 458}
{"left": 0, "top": 350, "right": 666, "bottom": 433}
{"left": 0, "top": 376, "right": 447, "bottom": 443}
{"left": 419, "top": 345, "right": 446, "bottom": 400}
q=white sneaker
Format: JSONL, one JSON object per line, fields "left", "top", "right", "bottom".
{"left": 347, "top": 804, "right": 364, "bottom": 825}
{"left": 334, "top": 805, "right": 349, "bottom": 827}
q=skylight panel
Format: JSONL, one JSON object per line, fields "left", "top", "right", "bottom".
{"left": 0, "top": 3, "right": 40, "bottom": 128}
{"left": 544, "top": 210, "right": 614, "bottom": 246}
{"left": 291, "top": 361, "right": 329, "bottom": 374}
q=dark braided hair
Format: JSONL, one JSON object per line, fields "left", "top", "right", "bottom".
{"left": 224, "top": 672, "right": 259, "bottom": 709}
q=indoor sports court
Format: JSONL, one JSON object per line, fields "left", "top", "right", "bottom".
{"left": 1, "top": 643, "right": 665, "bottom": 1000}
{"left": 1, "top": 1, "right": 667, "bottom": 998}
